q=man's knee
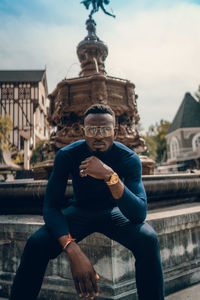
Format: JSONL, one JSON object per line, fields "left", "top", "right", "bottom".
{"left": 144, "top": 229, "right": 159, "bottom": 248}
{"left": 133, "top": 223, "right": 160, "bottom": 255}
{"left": 25, "top": 234, "right": 46, "bottom": 254}
{"left": 26, "top": 228, "right": 62, "bottom": 259}
{"left": 139, "top": 225, "right": 160, "bottom": 255}
{"left": 25, "top": 228, "right": 51, "bottom": 256}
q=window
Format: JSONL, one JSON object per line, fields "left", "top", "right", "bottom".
{"left": 20, "top": 136, "right": 24, "bottom": 150}
{"left": 1, "top": 86, "right": 14, "bottom": 100}
{"left": 19, "top": 84, "right": 31, "bottom": 100}
{"left": 192, "top": 133, "right": 200, "bottom": 151}
{"left": 42, "top": 96, "right": 44, "bottom": 106}
{"left": 170, "top": 136, "right": 179, "bottom": 159}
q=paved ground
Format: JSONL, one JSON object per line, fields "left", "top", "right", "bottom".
{"left": 165, "top": 283, "right": 200, "bottom": 299}
{"left": 1, "top": 283, "right": 200, "bottom": 299}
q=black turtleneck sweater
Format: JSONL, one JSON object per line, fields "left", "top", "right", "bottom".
{"left": 43, "top": 140, "right": 147, "bottom": 239}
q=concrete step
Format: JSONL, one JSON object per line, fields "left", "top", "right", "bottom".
{"left": 1, "top": 283, "right": 200, "bottom": 300}
{"left": 166, "top": 283, "right": 200, "bottom": 299}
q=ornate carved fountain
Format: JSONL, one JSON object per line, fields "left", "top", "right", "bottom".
{"left": 33, "top": 5, "right": 154, "bottom": 179}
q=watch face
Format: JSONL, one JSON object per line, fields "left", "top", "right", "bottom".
{"left": 112, "top": 173, "right": 118, "bottom": 183}
{"left": 108, "top": 173, "right": 119, "bottom": 185}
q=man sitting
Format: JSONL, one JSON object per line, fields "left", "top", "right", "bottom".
{"left": 10, "top": 104, "right": 164, "bottom": 300}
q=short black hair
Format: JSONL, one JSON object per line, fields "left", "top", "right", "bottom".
{"left": 84, "top": 104, "right": 115, "bottom": 119}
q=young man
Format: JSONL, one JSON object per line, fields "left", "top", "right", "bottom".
{"left": 10, "top": 104, "right": 164, "bottom": 300}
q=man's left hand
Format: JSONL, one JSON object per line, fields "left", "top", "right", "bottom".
{"left": 79, "top": 156, "right": 113, "bottom": 180}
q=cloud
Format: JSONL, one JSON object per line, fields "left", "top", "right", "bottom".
{"left": 103, "top": 1, "right": 200, "bottom": 130}
{"left": 0, "top": 0, "right": 200, "bottom": 131}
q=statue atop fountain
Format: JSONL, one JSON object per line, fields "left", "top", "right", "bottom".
{"left": 81, "top": 0, "right": 116, "bottom": 19}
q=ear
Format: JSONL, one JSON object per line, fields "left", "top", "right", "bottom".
{"left": 114, "top": 127, "right": 117, "bottom": 138}
{"left": 81, "top": 126, "right": 85, "bottom": 138}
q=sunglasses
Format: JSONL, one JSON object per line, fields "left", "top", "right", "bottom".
{"left": 84, "top": 126, "right": 114, "bottom": 137}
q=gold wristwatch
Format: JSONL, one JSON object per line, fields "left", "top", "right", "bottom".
{"left": 105, "top": 172, "right": 119, "bottom": 186}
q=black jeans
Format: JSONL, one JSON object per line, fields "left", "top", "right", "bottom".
{"left": 10, "top": 206, "right": 164, "bottom": 300}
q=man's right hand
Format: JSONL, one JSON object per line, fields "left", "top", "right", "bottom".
{"left": 65, "top": 242, "right": 99, "bottom": 299}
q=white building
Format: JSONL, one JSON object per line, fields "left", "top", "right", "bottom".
{"left": 165, "top": 92, "right": 200, "bottom": 171}
{"left": 0, "top": 70, "right": 50, "bottom": 169}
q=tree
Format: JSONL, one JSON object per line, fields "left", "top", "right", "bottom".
{"left": 0, "top": 114, "right": 12, "bottom": 151}
{"left": 142, "top": 134, "right": 157, "bottom": 161}
{"left": 30, "top": 140, "right": 46, "bottom": 166}
{"left": 142, "top": 120, "right": 171, "bottom": 163}
{"left": 155, "top": 120, "right": 171, "bottom": 163}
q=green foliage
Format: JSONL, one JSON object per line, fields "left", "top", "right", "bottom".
{"left": 30, "top": 140, "right": 46, "bottom": 166}
{"left": 142, "top": 135, "right": 157, "bottom": 161}
{"left": 156, "top": 120, "right": 171, "bottom": 163}
{"left": 142, "top": 120, "right": 171, "bottom": 163}
{"left": 0, "top": 114, "right": 12, "bottom": 150}
{"left": 12, "top": 151, "right": 24, "bottom": 165}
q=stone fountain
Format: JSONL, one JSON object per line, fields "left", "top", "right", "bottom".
{"left": 33, "top": 4, "right": 152, "bottom": 179}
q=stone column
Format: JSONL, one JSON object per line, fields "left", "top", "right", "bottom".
{"left": 24, "top": 139, "right": 30, "bottom": 170}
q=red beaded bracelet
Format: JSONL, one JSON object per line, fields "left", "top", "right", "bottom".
{"left": 63, "top": 234, "right": 76, "bottom": 251}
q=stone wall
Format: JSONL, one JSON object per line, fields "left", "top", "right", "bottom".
{"left": 0, "top": 174, "right": 200, "bottom": 299}
{"left": 1, "top": 204, "right": 200, "bottom": 299}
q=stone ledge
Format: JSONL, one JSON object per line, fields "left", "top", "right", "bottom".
{"left": 0, "top": 173, "right": 200, "bottom": 214}
{"left": 1, "top": 203, "right": 200, "bottom": 299}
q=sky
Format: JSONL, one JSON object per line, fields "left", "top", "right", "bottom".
{"left": 0, "top": 0, "right": 200, "bottom": 132}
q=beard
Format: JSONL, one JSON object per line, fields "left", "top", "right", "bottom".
{"left": 92, "top": 148, "right": 103, "bottom": 155}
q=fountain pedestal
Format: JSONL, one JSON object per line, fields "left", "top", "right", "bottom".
{"left": 34, "top": 18, "right": 147, "bottom": 179}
